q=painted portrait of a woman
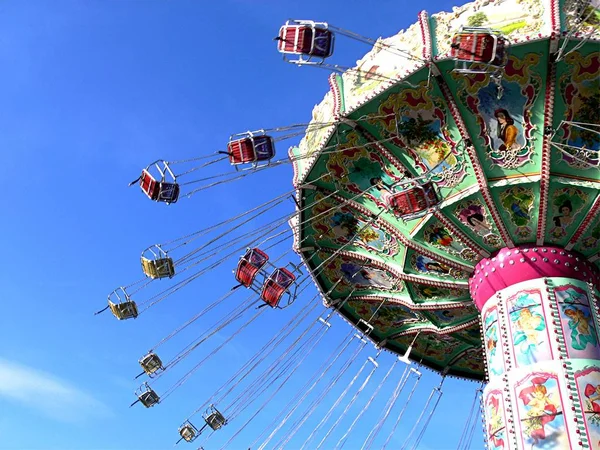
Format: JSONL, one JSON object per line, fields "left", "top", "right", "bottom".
{"left": 494, "top": 109, "right": 522, "bottom": 153}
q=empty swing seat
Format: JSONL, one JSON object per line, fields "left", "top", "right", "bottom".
{"left": 260, "top": 268, "right": 296, "bottom": 308}
{"left": 450, "top": 30, "right": 506, "bottom": 66}
{"left": 109, "top": 299, "right": 138, "bottom": 320}
{"left": 235, "top": 248, "right": 269, "bottom": 287}
{"left": 178, "top": 422, "right": 199, "bottom": 442}
{"left": 205, "top": 409, "right": 227, "bottom": 431}
{"left": 137, "top": 386, "right": 160, "bottom": 408}
{"left": 138, "top": 169, "right": 180, "bottom": 204}
{"left": 139, "top": 352, "right": 164, "bottom": 376}
{"left": 228, "top": 135, "right": 275, "bottom": 165}
{"left": 141, "top": 256, "right": 175, "bottom": 279}
{"left": 277, "top": 23, "right": 334, "bottom": 58}
{"left": 387, "top": 182, "right": 439, "bottom": 218}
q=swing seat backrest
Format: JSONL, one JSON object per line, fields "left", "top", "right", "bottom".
{"left": 157, "top": 182, "right": 180, "bottom": 204}
{"left": 277, "top": 25, "right": 333, "bottom": 58}
{"left": 139, "top": 389, "right": 160, "bottom": 408}
{"left": 260, "top": 268, "right": 295, "bottom": 307}
{"left": 179, "top": 425, "right": 197, "bottom": 442}
{"left": 205, "top": 411, "right": 227, "bottom": 430}
{"left": 388, "top": 182, "right": 439, "bottom": 217}
{"left": 253, "top": 136, "right": 276, "bottom": 161}
{"left": 141, "top": 256, "right": 176, "bottom": 279}
{"left": 140, "top": 170, "right": 160, "bottom": 200}
{"left": 139, "top": 353, "right": 163, "bottom": 375}
{"left": 235, "top": 248, "right": 269, "bottom": 287}
{"left": 451, "top": 32, "right": 504, "bottom": 65}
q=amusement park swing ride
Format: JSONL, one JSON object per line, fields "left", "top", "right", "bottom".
{"left": 98, "top": 0, "right": 600, "bottom": 448}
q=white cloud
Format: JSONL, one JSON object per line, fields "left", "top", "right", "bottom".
{"left": 0, "top": 358, "right": 112, "bottom": 422}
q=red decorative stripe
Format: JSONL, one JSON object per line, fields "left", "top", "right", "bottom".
{"left": 328, "top": 73, "right": 342, "bottom": 119}
{"left": 418, "top": 10, "right": 431, "bottom": 61}
{"left": 536, "top": 61, "right": 556, "bottom": 244}
{"left": 566, "top": 193, "right": 600, "bottom": 250}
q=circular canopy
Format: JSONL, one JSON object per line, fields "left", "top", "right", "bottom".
{"left": 290, "top": 0, "right": 600, "bottom": 380}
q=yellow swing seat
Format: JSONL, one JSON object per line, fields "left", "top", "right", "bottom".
{"left": 108, "top": 299, "right": 138, "bottom": 320}
{"left": 141, "top": 256, "right": 175, "bottom": 279}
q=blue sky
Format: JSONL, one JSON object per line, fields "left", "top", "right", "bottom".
{"left": 0, "top": 1, "right": 483, "bottom": 449}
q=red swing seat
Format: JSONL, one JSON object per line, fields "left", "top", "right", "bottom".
{"left": 260, "top": 268, "right": 296, "bottom": 308}
{"left": 138, "top": 169, "right": 180, "bottom": 203}
{"left": 228, "top": 135, "right": 275, "bottom": 165}
{"left": 450, "top": 29, "right": 506, "bottom": 66}
{"left": 277, "top": 22, "right": 334, "bottom": 58}
{"left": 235, "top": 248, "right": 269, "bottom": 287}
{"left": 387, "top": 182, "right": 439, "bottom": 217}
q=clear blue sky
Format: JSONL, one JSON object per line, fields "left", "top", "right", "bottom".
{"left": 0, "top": 1, "right": 483, "bottom": 449}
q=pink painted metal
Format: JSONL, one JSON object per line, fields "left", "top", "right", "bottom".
{"left": 469, "top": 246, "right": 600, "bottom": 310}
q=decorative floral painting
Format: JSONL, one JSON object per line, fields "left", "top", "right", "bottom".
{"left": 422, "top": 221, "right": 479, "bottom": 262}
{"left": 483, "top": 306, "right": 504, "bottom": 377}
{"left": 310, "top": 193, "right": 398, "bottom": 256}
{"left": 555, "top": 284, "right": 600, "bottom": 360}
{"left": 506, "top": 290, "right": 552, "bottom": 367}
{"left": 325, "top": 131, "right": 405, "bottom": 208}
{"left": 514, "top": 372, "right": 567, "bottom": 449}
{"left": 575, "top": 366, "right": 600, "bottom": 445}
{"left": 369, "top": 81, "right": 467, "bottom": 188}
{"left": 499, "top": 186, "right": 535, "bottom": 239}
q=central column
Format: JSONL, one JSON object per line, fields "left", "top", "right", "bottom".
{"left": 469, "top": 246, "right": 600, "bottom": 450}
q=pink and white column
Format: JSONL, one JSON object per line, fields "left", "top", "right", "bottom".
{"left": 469, "top": 246, "right": 600, "bottom": 450}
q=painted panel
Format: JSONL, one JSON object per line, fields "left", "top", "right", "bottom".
{"left": 496, "top": 184, "right": 538, "bottom": 242}
{"left": 574, "top": 365, "right": 600, "bottom": 446}
{"left": 555, "top": 284, "right": 600, "bottom": 360}
{"left": 554, "top": 50, "right": 600, "bottom": 174}
{"left": 420, "top": 219, "right": 479, "bottom": 263}
{"left": 309, "top": 192, "right": 399, "bottom": 256}
{"left": 547, "top": 185, "right": 590, "bottom": 246}
{"left": 514, "top": 371, "right": 568, "bottom": 449}
{"left": 453, "top": 197, "right": 504, "bottom": 249}
{"left": 484, "top": 305, "right": 505, "bottom": 378}
{"left": 484, "top": 388, "right": 508, "bottom": 450}
{"left": 506, "top": 289, "right": 553, "bottom": 367}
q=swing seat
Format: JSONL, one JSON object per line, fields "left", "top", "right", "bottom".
{"left": 205, "top": 412, "right": 227, "bottom": 430}
{"left": 137, "top": 386, "right": 160, "bottom": 408}
{"left": 228, "top": 135, "right": 275, "bottom": 165}
{"left": 450, "top": 29, "right": 506, "bottom": 66}
{"left": 108, "top": 299, "right": 138, "bottom": 320}
{"left": 139, "top": 352, "right": 164, "bottom": 376}
{"left": 141, "top": 256, "right": 175, "bottom": 279}
{"left": 260, "top": 268, "right": 296, "bottom": 308}
{"left": 277, "top": 22, "right": 334, "bottom": 58}
{"left": 387, "top": 182, "right": 439, "bottom": 218}
{"left": 178, "top": 422, "right": 199, "bottom": 442}
{"left": 235, "top": 248, "right": 269, "bottom": 287}
{"left": 138, "top": 170, "right": 180, "bottom": 203}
